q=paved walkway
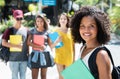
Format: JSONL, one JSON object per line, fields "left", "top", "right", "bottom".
{"left": 0, "top": 61, "right": 58, "bottom": 79}
{"left": 0, "top": 44, "right": 120, "bottom": 79}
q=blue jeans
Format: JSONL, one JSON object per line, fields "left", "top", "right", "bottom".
{"left": 9, "top": 61, "right": 27, "bottom": 79}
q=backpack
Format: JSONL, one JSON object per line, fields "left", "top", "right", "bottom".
{"left": 88, "top": 46, "right": 120, "bottom": 79}
{"left": 0, "top": 27, "right": 14, "bottom": 63}
{"left": 0, "top": 36, "right": 2, "bottom": 48}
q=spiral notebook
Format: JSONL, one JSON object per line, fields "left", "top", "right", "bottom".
{"left": 61, "top": 59, "right": 95, "bottom": 79}
{"left": 10, "top": 35, "right": 22, "bottom": 52}
{"left": 48, "top": 32, "right": 63, "bottom": 48}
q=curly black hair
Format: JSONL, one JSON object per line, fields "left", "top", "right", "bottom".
{"left": 70, "top": 6, "right": 111, "bottom": 44}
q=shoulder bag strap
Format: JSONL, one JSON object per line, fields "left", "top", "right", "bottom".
{"left": 102, "top": 46, "right": 115, "bottom": 66}
{"left": 88, "top": 46, "right": 115, "bottom": 79}
{"left": 9, "top": 27, "right": 14, "bottom": 35}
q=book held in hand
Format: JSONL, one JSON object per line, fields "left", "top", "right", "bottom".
{"left": 33, "top": 35, "right": 44, "bottom": 51}
{"left": 48, "top": 32, "right": 63, "bottom": 48}
{"left": 61, "top": 59, "right": 95, "bottom": 79}
{"left": 10, "top": 35, "right": 22, "bottom": 52}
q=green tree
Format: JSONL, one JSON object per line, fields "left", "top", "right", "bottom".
{"left": 107, "top": 6, "right": 120, "bottom": 35}
{"left": 0, "top": 0, "right": 5, "bottom": 6}
{"left": 73, "top": 0, "right": 99, "bottom": 6}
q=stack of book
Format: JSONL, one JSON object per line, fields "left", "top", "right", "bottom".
{"left": 49, "top": 32, "right": 63, "bottom": 48}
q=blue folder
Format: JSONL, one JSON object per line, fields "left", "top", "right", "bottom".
{"left": 61, "top": 59, "right": 95, "bottom": 79}
{"left": 49, "top": 32, "right": 63, "bottom": 48}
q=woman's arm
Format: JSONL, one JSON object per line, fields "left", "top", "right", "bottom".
{"left": 48, "top": 36, "right": 62, "bottom": 49}
{"left": 96, "top": 50, "right": 112, "bottom": 79}
{"left": 2, "top": 39, "right": 22, "bottom": 49}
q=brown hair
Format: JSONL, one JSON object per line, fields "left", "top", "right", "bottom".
{"left": 35, "top": 15, "right": 48, "bottom": 30}
{"left": 58, "top": 13, "right": 70, "bottom": 28}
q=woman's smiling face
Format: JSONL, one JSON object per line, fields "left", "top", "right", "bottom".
{"left": 36, "top": 17, "right": 44, "bottom": 29}
{"left": 59, "top": 14, "right": 68, "bottom": 27}
{"left": 79, "top": 16, "right": 98, "bottom": 42}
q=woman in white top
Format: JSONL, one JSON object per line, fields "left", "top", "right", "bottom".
{"left": 70, "top": 6, "right": 112, "bottom": 79}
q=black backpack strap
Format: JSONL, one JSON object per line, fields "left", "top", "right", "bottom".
{"left": 88, "top": 46, "right": 114, "bottom": 79}
{"left": 102, "top": 47, "right": 115, "bottom": 66}
{"left": 0, "top": 27, "right": 14, "bottom": 63}
{"left": 6, "top": 27, "right": 14, "bottom": 40}
{"left": 88, "top": 47, "right": 100, "bottom": 79}
{"left": 9, "top": 27, "right": 14, "bottom": 35}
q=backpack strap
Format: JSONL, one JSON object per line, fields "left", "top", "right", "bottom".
{"left": 7, "top": 27, "right": 14, "bottom": 40}
{"left": 88, "top": 46, "right": 115, "bottom": 79}
{"left": 102, "top": 47, "right": 115, "bottom": 66}
{"left": 0, "top": 27, "right": 14, "bottom": 63}
{"left": 9, "top": 27, "right": 14, "bottom": 35}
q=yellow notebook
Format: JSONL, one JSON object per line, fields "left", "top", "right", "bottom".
{"left": 10, "top": 35, "right": 22, "bottom": 52}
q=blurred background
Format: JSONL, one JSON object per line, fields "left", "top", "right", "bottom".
{"left": 0, "top": 1, "right": 120, "bottom": 79}
{"left": 0, "top": 0, "right": 120, "bottom": 44}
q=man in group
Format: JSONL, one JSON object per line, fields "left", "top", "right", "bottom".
{"left": 2, "top": 9, "right": 28, "bottom": 79}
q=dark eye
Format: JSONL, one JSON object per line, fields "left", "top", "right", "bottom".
{"left": 91, "top": 25, "right": 94, "bottom": 27}
{"left": 89, "top": 25, "right": 96, "bottom": 29}
{"left": 80, "top": 25, "right": 85, "bottom": 29}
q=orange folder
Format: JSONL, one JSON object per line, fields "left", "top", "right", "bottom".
{"left": 33, "top": 35, "right": 44, "bottom": 51}
{"left": 10, "top": 35, "right": 22, "bottom": 52}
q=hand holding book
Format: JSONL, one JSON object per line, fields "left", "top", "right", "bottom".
{"left": 55, "top": 36, "right": 62, "bottom": 45}
{"left": 38, "top": 45, "right": 46, "bottom": 51}
{"left": 33, "top": 35, "right": 45, "bottom": 51}
{"left": 48, "top": 32, "right": 63, "bottom": 48}
{"left": 14, "top": 44, "right": 22, "bottom": 49}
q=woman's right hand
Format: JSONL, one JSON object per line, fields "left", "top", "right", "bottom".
{"left": 15, "top": 44, "right": 22, "bottom": 49}
{"left": 56, "top": 36, "right": 62, "bottom": 44}
{"left": 39, "top": 45, "right": 47, "bottom": 52}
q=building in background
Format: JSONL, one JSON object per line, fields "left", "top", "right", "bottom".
{"left": 0, "top": 0, "right": 73, "bottom": 25}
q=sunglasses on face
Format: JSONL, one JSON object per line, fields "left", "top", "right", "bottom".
{"left": 16, "top": 18, "right": 23, "bottom": 21}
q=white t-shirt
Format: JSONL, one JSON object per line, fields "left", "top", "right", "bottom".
{"left": 79, "top": 45, "right": 113, "bottom": 72}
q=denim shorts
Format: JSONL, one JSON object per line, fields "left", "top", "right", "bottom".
{"left": 28, "top": 50, "right": 54, "bottom": 68}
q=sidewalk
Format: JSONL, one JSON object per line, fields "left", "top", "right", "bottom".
{"left": 0, "top": 61, "right": 58, "bottom": 79}
{"left": 0, "top": 43, "right": 82, "bottom": 79}
{"left": 0, "top": 44, "right": 120, "bottom": 79}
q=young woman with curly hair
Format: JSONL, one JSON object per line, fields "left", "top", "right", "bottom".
{"left": 70, "top": 6, "right": 112, "bottom": 79}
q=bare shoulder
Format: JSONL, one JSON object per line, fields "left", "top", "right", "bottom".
{"left": 96, "top": 49, "right": 112, "bottom": 79}
{"left": 97, "top": 50, "right": 109, "bottom": 61}
{"left": 96, "top": 49, "right": 111, "bottom": 67}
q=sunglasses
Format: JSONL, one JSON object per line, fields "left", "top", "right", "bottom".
{"left": 16, "top": 18, "right": 23, "bottom": 21}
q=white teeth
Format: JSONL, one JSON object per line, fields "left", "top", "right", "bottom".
{"left": 84, "top": 33, "right": 91, "bottom": 36}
